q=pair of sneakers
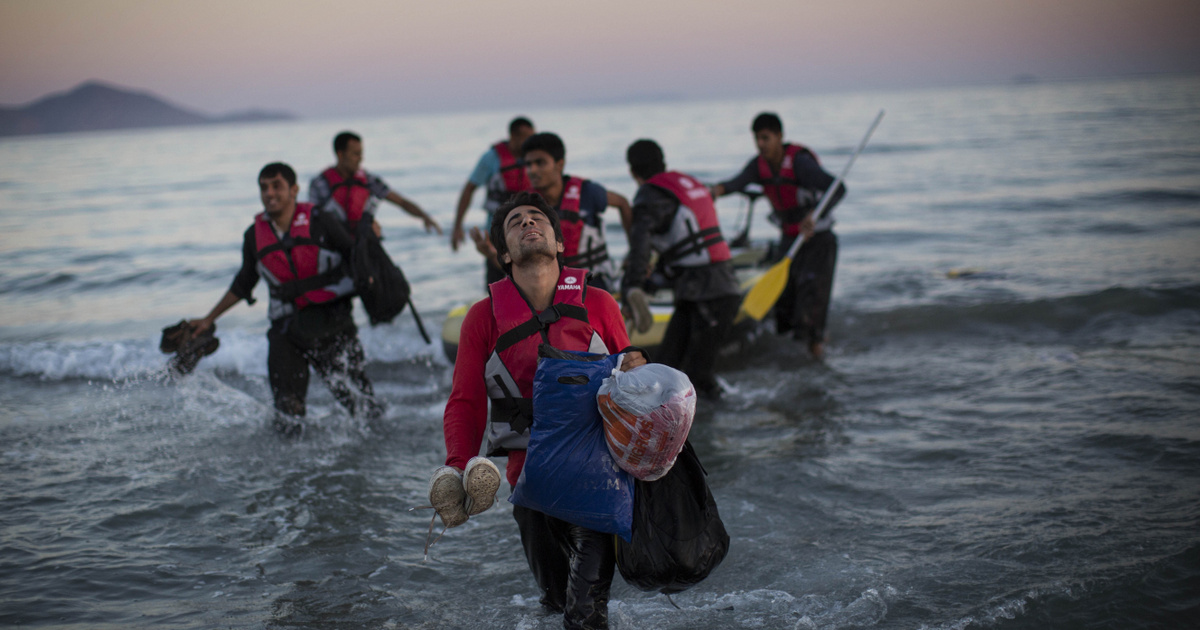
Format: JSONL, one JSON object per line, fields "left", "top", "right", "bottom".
{"left": 428, "top": 457, "right": 501, "bottom": 528}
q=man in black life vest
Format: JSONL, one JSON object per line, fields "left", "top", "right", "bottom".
{"left": 451, "top": 117, "right": 536, "bottom": 287}
{"left": 711, "top": 112, "right": 846, "bottom": 359}
{"left": 521, "top": 132, "right": 632, "bottom": 292}
{"left": 622, "top": 139, "right": 741, "bottom": 400}
{"left": 189, "top": 163, "right": 382, "bottom": 436}
{"left": 439, "top": 191, "right": 647, "bottom": 629}
{"left": 309, "top": 131, "right": 441, "bottom": 238}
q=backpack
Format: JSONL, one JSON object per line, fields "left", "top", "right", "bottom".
{"left": 352, "top": 212, "right": 411, "bottom": 326}
{"left": 615, "top": 441, "right": 730, "bottom": 594}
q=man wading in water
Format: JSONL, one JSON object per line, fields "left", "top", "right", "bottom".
{"left": 712, "top": 112, "right": 845, "bottom": 359}
{"left": 432, "top": 191, "right": 647, "bottom": 629}
{"left": 189, "top": 163, "right": 382, "bottom": 436}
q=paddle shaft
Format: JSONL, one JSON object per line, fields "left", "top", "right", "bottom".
{"left": 408, "top": 298, "right": 431, "bottom": 344}
{"left": 782, "top": 109, "right": 885, "bottom": 261}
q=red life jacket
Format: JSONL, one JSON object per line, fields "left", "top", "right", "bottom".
{"left": 253, "top": 203, "right": 353, "bottom": 320}
{"left": 493, "top": 140, "right": 532, "bottom": 195}
{"left": 757, "top": 143, "right": 820, "bottom": 237}
{"left": 483, "top": 266, "right": 609, "bottom": 455}
{"left": 646, "top": 171, "right": 732, "bottom": 268}
{"left": 320, "top": 167, "right": 372, "bottom": 230}
{"left": 555, "top": 175, "right": 611, "bottom": 271}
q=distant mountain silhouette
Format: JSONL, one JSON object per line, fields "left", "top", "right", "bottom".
{"left": 0, "top": 81, "right": 295, "bottom": 137}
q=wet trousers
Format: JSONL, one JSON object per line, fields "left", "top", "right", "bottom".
{"left": 266, "top": 309, "right": 381, "bottom": 419}
{"left": 657, "top": 294, "right": 741, "bottom": 398}
{"left": 513, "top": 504, "right": 615, "bottom": 630}
{"left": 775, "top": 230, "right": 838, "bottom": 345}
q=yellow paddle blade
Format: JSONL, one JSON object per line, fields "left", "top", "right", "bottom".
{"left": 738, "top": 257, "right": 792, "bottom": 322}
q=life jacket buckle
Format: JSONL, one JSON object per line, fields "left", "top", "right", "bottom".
{"left": 536, "top": 305, "right": 561, "bottom": 328}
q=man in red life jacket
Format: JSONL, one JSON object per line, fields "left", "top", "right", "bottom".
{"left": 437, "top": 191, "right": 647, "bottom": 629}
{"left": 521, "top": 132, "right": 632, "bottom": 292}
{"left": 309, "top": 131, "right": 441, "bottom": 237}
{"left": 451, "top": 117, "right": 537, "bottom": 287}
{"left": 622, "top": 139, "right": 741, "bottom": 400}
{"left": 189, "top": 163, "right": 382, "bottom": 436}
{"left": 711, "top": 112, "right": 845, "bottom": 359}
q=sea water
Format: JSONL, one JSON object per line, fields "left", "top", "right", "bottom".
{"left": 1, "top": 75, "right": 1198, "bottom": 629}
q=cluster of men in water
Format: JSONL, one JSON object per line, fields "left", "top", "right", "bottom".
{"left": 184, "top": 112, "right": 843, "bottom": 628}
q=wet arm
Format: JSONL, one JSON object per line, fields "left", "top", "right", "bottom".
{"left": 792, "top": 155, "right": 846, "bottom": 216}
{"left": 190, "top": 229, "right": 257, "bottom": 334}
{"left": 385, "top": 190, "right": 443, "bottom": 234}
{"left": 451, "top": 181, "right": 478, "bottom": 251}
{"left": 443, "top": 300, "right": 493, "bottom": 471}
{"left": 620, "top": 186, "right": 676, "bottom": 296}
{"left": 712, "top": 158, "right": 759, "bottom": 198}
{"left": 607, "top": 189, "right": 633, "bottom": 236}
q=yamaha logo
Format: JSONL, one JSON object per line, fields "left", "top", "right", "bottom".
{"left": 563, "top": 276, "right": 578, "bottom": 285}
{"left": 293, "top": 213, "right": 309, "bottom": 226}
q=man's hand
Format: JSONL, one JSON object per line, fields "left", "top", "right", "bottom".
{"left": 451, "top": 224, "right": 465, "bottom": 251}
{"left": 619, "top": 351, "right": 648, "bottom": 372}
{"left": 800, "top": 211, "right": 816, "bottom": 239}
{"left": 423, "top": 215, "right": 443, "bottom": 235}
{"left": 186, "top": 317, "right": 213, "bottom": 340}
{"left": 469, "top": 227, "right": 495, "bottom": 256}
{"left": 621, "top": 287, "right": 653, "bottom": 334}
{"left": 373, "top": 219, "right": 383, "bottom": 239}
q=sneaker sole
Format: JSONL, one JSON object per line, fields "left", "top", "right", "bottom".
{"left": 429, "top": 468, "right": 468, "bottom": 528}
{"left": 463, "top": 457, "right": 501, "bottom": 516}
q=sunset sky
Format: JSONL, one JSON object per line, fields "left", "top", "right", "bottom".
{"left": 1, "top": 0, "right": 1198, "bottom": 118}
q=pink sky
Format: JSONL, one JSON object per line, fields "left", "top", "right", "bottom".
{"left": 1, "top": 0, "right": 1197, "bottom": 117}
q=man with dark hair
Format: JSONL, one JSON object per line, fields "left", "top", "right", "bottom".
{"left": 520, "top": 132, "right": 631, "bottom": 292}
{"left": 435, "top": 190, "right": 647, "bottom": 629}
{"left": 711, "top": 112, "right": 846, "bottom": 359}
{"left": 623, "top": 139, "right": 741, "bottom": 400}
{"left": 189, "top": 162, "right": 382, "bottom": 436}
{"left": 309, "top": 130, "right": 441, "bottom": 236}
{"left": 451, "top": 117, "right": 537, "bottom": 286}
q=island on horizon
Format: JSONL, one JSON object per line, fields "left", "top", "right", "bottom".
{"left": 0, "top": 81, "right": 296, "bottom": 137}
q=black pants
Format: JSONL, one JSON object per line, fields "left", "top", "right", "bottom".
{"left": 657, "top": 294, "right": 740, "bottom": 398}
{"left": 266, "top": 304, "right": 381, "bottom": 419}
{"left": 775, "top": 231, "right": 838, "bottom": 345}
{"left": 513, "top": 505, "right": 615, "bottom": 630}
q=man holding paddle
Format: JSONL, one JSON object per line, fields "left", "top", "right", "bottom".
{"left": 711, "top": 112, "right": 845, "bottom": 359}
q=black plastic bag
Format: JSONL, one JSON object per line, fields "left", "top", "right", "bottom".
{"left": 615, "top": 441, "right": 729, "bottom": 594}
{"left": 352, "top": 212, "right": 411, "bottom": 326}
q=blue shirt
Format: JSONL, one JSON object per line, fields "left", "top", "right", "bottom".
{"left": 468, "top": 148, "right": 501, "bottom": 188}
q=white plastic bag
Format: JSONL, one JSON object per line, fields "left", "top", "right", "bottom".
{"left": 597, "top": 362, "right": 695, "bottom": 481}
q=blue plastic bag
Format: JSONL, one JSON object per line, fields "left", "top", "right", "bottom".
{"left": 510, "top": 345, "right": 634, "bottom": 541}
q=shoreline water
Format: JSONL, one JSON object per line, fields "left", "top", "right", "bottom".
{"left": 2, "top": 74, "right": 1199, "bottom": 629}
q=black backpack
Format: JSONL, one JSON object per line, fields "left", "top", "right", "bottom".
{"left": 352, "top": 212, "right": 411, "bottom": 326}
{"left": 615, "top": 441, "right": 730, "bottom": 594}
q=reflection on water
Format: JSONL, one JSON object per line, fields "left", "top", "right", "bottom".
{"left": 1, "top": 75, "right": 1199, "bottom": 629}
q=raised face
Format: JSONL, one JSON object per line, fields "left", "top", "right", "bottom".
{"left": 523, "top": 148, "right": 563, "bottom": 192}
{"left": 336, "top": 139, "right": 363, "bottom": 173}
{"left": 259, "top": 173, "right": 299, "bottom": 218}
{"left": 510, "top": 125, "right": 534, "bottom": 152}
{"left": 754, "top": 129, "right": 784, "bottom": 162}
{"left": 501, "top": 204, "right": 562, "bottom": 267}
